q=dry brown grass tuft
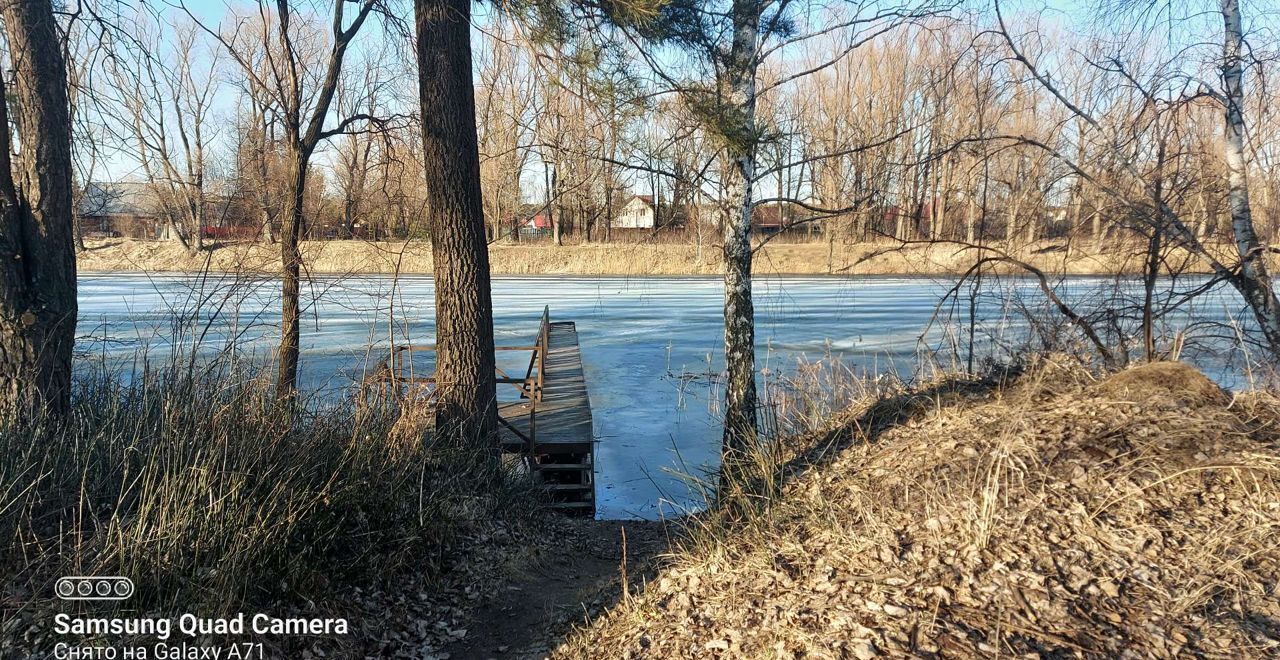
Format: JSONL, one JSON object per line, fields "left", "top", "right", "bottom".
{"left": 553, "top": 359, "right": 1280, "bottom": 658}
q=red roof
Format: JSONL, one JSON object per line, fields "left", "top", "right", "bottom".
{"left": 752, "top": 204, "right": 787, "bottom": 229}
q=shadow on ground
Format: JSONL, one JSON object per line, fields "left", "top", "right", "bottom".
{"left": 443, "top": 519, "right": 671, "bottom": 660}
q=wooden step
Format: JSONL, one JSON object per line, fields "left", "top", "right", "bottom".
{"left": 547, "top": 501, "right": 594, "bottom": 510}
{"left": 544, "top": 483, "right": 593, "bottom": 492}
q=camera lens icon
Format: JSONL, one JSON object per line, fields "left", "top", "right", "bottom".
{"left": 55, "top": 576, "right": 133, "bottom": 601}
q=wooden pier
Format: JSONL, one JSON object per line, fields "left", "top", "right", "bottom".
{"left": 372, "top": 307, "right": 595, "bottom": 514}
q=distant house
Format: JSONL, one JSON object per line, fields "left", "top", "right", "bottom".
{"left": 507, "top": 205, "right": 552, "bottom": 239}
{"left": 198, "top": 181, "right": 257, "bottom": 241}
{"left": 752, "top": 204, "right": 787, "bottom": 232}
{"left": 526, "top": 212, "right": 553, "bottom": 231}
{"left": 752, "top": 201, "right": 811, "bottom": 233}
{"left": 680, "top": 200, "right": 813, "bottom": 233}
{"left": 78, "top": 182, "right": 164, "bottom": 239}
{"left": 615, "top": 195, "right": 656, "bottom": 230}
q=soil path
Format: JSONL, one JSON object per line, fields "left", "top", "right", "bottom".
{"left": 443, "top": 520, "right": 669, "bottom": 660}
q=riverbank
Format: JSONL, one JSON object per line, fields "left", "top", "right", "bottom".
{"left": 77, "top": 237, "right": 1227, "bottom": 276}
{"left": 6, "top": 357, "right": 1275, "bottom": 657}
{"left": 551, "top": 360, "right": 1280, "bottom": 657}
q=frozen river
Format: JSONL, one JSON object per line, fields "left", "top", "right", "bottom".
{"left": 76, "top": 273, "right": 1252, "bottom": 519}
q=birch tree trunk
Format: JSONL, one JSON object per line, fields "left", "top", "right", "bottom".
{"left": 0, "top": 0, "right": 77, "bottom": 417}
{"left": 1221, "top": 0, "right": 1280, "bottom": 352}
{"left": 719, "top": 0, "right": 761, "bottom": 496}
{"left": 416, "top": 0, "right": 499, "bottom": 445}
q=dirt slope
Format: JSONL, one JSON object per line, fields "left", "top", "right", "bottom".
{"left": 553, "top": 362, "right": 1280, "bottom": 658}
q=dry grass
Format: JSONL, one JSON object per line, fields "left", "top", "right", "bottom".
{"left": 0, "top": 364, "right": 538, "bottom": 656}
{"left": 553, "top": 359, "right": 1280, "bottom": 658}
{"left": 77, "top": 238, "right": 1236, "bottom": 276}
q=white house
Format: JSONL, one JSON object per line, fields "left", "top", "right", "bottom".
{"left": 615, "top": 195, "right": 656, "bottom": 229}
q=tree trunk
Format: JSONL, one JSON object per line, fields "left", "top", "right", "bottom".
{"left": 190, "top": 196, "right": 205, "bottom": 253}
{"left": 1145, "top": 144, "right": 1166, "bottom": 363}
{"left": 934, "top": 162, "right": 948, "bottom": 241}
{"left": 72, "top": 193, "right": 86, "bottom": 252}
{"left": 1143, "top": 230, "right": 1160, "bottom": 361}
{"left": 0, "top": 0, "right": 77, "bottom": 418}
{"left": 551, "top": 167, "right": 562, "bottom": 246}
{"left": 342, "top": 197, "right": 356, "bottom": 239}
{"left": 1221, "top": 0, "right": 1280, "bottom": 353}
{"left": 604, "top": 182, "right": 614, "bottom": 243}
{"left": 257, "top": 119, "right": 275, "bottom": 244}
{"left": 276, "top": 152, "right": 306, "bottom": 396}
{"left": 965, "top": 189, "right": 976, "bottom": 244}
{"left": 416, "top": 0, "right": 498, "bottom": 446}
{"left": 261, "top": 208, "right": 275, "bottom": 243}
{"left": 1196, "top": 189, "right": 1210, "bottom": 240}
{"left": 165, "top": 215, "right": 192, "bottom": 253}
{"left": 719, "top": 0, "right": 761, "bottom": 499}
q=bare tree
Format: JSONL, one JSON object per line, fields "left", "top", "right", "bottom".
{"left": 103, "top": 19, "right": 222, "bottom": 255}
{"left": 1218, "top": 0, "right": 1280, "bottom": 351}
{"left": 475, "top": 19, "right": 534, "bottom": 242}
{"left": 333, "top": 60, "right": 389, "bottom": 240}
{"left": 992, "top": 0, "right": 1280, "bottom": 356}
{"left": 193, "top": 0, "right": 382, "bottom": 396}
{"left": 66, "top": 13, "right": 109, "bottom": 254}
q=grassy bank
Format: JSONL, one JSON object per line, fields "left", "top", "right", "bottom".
{"left": 0, "top": 365, "right": 538, "bottom": 657}
{"left": 77, "top": 238, "right": 1229, "bottom": 276}
{"left": 553, "top": 360, "right": 1280, "bottom": 657}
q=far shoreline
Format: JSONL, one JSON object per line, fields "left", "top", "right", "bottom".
{"left": 75, "top": 237, "right": 1230, "bottom": 278}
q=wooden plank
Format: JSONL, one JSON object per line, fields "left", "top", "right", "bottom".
{"left": 547, "top": 501, "right": 594, "bottom": 510}
{"left": 497, "top": 321, "right": 594, "bottom": 451}
{"left": 544, "top": 484, "right": 593, "bottom": 492}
